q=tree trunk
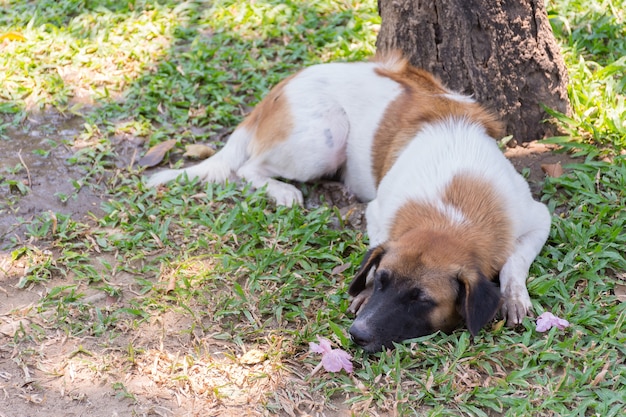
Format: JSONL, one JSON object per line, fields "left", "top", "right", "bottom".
{"left": 376, "top": 0, "right": 570, "bottom": 142}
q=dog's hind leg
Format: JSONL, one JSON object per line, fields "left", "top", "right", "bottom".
{"left": 500, "top": 200, "right": 551, "bottom": 325}
{"left": 236, "top": 159, "right": 306, "bottom": 206}
{"left": 236, "top": 102, "right": 350, "bottom": 206}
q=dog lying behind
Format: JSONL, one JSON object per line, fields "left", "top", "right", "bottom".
{"left": 147, "top": 52, "right": 551, "bottom": 352}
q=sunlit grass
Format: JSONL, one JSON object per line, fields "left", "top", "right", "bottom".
{"left": 0, "top": 0, "right": 181, "bottom": 114}
{"left": 548, "top": 0, "right": 626, "bottom": 150}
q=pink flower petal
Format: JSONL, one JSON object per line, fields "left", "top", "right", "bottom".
{"left": 309, "top": 336, "right": 353, "bottom": 373}
{"left": 553, "top": 317, "right": 570, "bottom": 330}
{"left": 322, "top": 349, "right": 353, "bottom": 373}
{"left": 536, "top": 319, "right": 551, "bottom": 332}
{"left": 309, "top": 336, "right": 333, "bottom": 354}
{"left": 536, "top": 312, "right": 570, "bottom": 332}
{"left": 309, "top": 341, "right": 323, "bottom": 354}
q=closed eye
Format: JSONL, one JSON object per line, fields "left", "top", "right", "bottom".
{"left": 409, "top": 288, "right": 422, "bottom": 301}
{"left": 409, "top": 287, "right": 434, "bottom": 304}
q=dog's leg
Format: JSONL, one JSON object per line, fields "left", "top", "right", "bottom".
{"left": 365, "top": 200, "right": 388, "bottom": 246}
{"left": 236, "top": 159, "right": 305, "bottom": 206}
{"left": 500, "top": 201, "right": 551, "bottom": 325}
{"left": 237, "top": 103, "right": 350, "bottom": 206}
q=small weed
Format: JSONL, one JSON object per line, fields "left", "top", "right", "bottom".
{"left": 112, "top": 382, "right": 137, "bottom": 401}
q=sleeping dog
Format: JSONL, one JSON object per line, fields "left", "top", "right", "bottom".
{"left": 147, "top": 52, "right": 551, "bottom": 352}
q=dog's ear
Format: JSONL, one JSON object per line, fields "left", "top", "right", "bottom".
{"left": 456, "top": 269, "right": 502, "bottom": 336}
{"left": 348, "top": 246, "right": 385, "bottom": 296}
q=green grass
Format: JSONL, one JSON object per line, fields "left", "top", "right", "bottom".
{"left": 1, "top": 0, "right": 625, "bottom": 415}
{"left": 548, "top": 0, "right": 626, "bottom": 151}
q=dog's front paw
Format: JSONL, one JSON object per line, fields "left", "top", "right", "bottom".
{"left": 501, "top": 287, "right": 533, "bottom": 326}
{"left": 266, "top": 183, "right": 303, "bottom": 206}
{"left": 347, "top": 286, "right": 373, "bottom": 316}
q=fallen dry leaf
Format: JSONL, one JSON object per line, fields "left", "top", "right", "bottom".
{"left": 240, "top": 349, "right": 267, "bottom": 365}
{"left": 425, "top": 371, "right": 435, "bottom": 392}
{"left": 166, "top": 273, "right": 177, "bottom": 293}
{"left": 331, "top": 262, "right": 352, "bottom": 276}
{"left": 541, "top": 162, "right": 564, "bottom": 178}
{"left": 183, "top": 144, "right": 215, "bottom": 160}
{"left": 137, "top": 139, "right": 177, "bottom": 167}
{"left": 590, "top": 361, "right": 610, "bottom": 386}
{"left": 0, "top": 31, "right": 26, "bottom": 42}
{"left": 492, "top": 319, "right": 506, "bottom": 332}
{"left": 614, "top": 283, "right": 626, "bottom": 303}
{"left": 18, "top": 394, "right": 43, "bottom": 404}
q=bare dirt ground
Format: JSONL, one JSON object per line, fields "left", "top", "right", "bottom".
{"left": 0, "top": 113, "right": 104, "bottom": 243}
{"left": 0, "top": 116, "right": 579, "bottom": 417}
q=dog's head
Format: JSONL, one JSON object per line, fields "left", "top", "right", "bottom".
{"left": 348, "top": 230, "right": 502, "bottom": 352}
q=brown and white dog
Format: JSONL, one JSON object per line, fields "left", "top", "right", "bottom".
{"left": 147, "top": 52, "right": 551, "bottom": 352}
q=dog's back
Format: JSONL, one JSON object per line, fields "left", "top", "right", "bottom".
{"left": 146, "top": 53, "right": 494, "bottom": 205}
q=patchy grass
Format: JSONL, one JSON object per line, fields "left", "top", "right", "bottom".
{"left": 1, "top": 0, "right": 625, "bottom": 416}
{"left": 547, "top": 0, "right": 626, "bottom": 151}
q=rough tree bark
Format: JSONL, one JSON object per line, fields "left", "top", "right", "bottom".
{"left": 376, "top": 0, "right": 570, "bottom": 142}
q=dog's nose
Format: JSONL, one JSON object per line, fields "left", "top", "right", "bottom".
{"left": 349, "top": 322, "right": 373, "bottom": 347}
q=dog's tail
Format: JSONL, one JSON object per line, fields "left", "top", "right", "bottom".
{"left": 374, "top": 49, "right": 410, "bottom": 73}
{"left": 145, "top": 127, "right": 251, "bottom": 188}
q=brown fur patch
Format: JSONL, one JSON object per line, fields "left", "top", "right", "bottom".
{"left": 372, "top": 52, "right": 504, "bottom": 185}
{"left": 241, "top": 73, "right": 297, "bottom": 157}
{"left": 382, "top": 175, "right": 513, "bottom": 331}
{"left": 442, "top": 175, "right": 513, "bottom": 275}
{"left": 389, "top": 174, "right": 513, "bottom": 276}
